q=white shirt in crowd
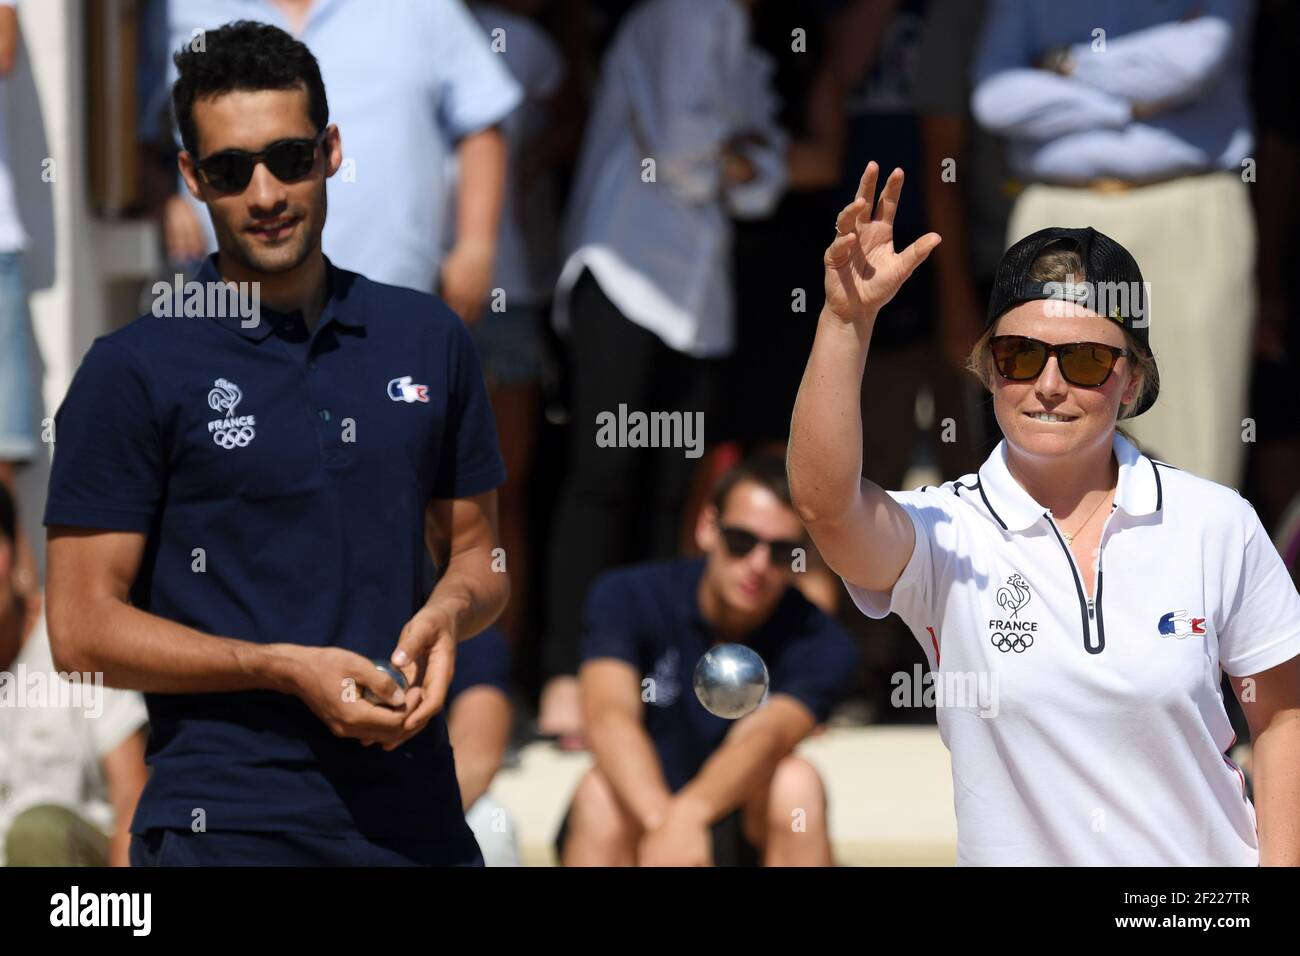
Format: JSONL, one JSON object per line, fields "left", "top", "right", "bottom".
{"left": 0, "top": 612, "right": 148, "bottom": 865}
{"left": 846, "top": 432, "right": 1300, "bottom": 866}
{"left": 554, "top": 0, "right": 787, "bottom": 357}
{"left": 0, "top": 0, "right": 28, "bottom": 254}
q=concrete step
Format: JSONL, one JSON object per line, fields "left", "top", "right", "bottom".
{"left": 489, "top": 725, "right": 957, "bottom": 866}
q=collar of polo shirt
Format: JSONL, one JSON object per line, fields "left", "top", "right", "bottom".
{"left": 976, "top": 432, "right": 1163, "bottom": 533}
{"left": 193, "top": 253, "right": 365, "bottom": 342}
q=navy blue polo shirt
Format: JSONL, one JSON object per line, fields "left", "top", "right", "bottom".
{"left": 43, "top": 254, "right": 505, "bottom": 850}
{"left": 580, "top": 558, "right": 860, "bottom": 792}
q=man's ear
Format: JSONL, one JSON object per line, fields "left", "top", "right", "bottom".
{"left": 324, "top": 124, "right": 343, "bottom": 178}
{"left": 695, "top": 504, "right": 719, "bottom": 554}
{"left": 177, "top": 151, "right": 205, "bottom": 202}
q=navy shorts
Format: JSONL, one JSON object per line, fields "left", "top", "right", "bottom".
{"left": 130, "top": 827, "right": 484, "bottom": 867}
{"left": 554, "top": 805, "right": 761, "bottom": 867}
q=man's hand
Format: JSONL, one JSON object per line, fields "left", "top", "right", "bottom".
{"left": 440, "top": 238, "right": 495, "bottom": 325}
{"left": 637, "top": 799, "right": 712, "bottom": 867}
{"left": 161, "top": 194, "right": 207, "bottom": 264}
{"left": 288, "top": 645, "right": 410, "bottom": 745}
{"left": 385, "top": 604, "right": 459, "bottom": 751}
{"left": 823, "top": 162, "right": 941, "bottom": 327}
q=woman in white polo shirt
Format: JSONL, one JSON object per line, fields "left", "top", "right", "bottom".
{"left": 789, "top": 162, "right": 1300, "bottom": 866}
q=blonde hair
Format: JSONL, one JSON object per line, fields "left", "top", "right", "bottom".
{"left": 966, "top": 245, "right": 1159, "bottom": 422}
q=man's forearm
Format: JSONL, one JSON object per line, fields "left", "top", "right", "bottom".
{"left": 1253, "top": 714, "right": 1300, "bottom": 865}
{"left": 453, "top": 128, "right": 507, "bottom": 250}
{"left": 47, "top": 594, "right": 300, "bottom": 694}
{"left": 676, "top": 723, "right": 794, "bottom": 824}
{"left": 588, "top": 710, "right": 674, "bottom": 829}
{"left": 425, "top": 547, "right": 508, "bottom": 644}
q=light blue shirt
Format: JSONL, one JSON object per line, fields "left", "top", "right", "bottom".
{"left": 555, "top": 0, "right": 787, "bottom": 357}
{"left": 157, "top": 0, "right": 521, "bottom": 293}
{"left": 971, "top": 0, "right": 1254, "bottom": 181}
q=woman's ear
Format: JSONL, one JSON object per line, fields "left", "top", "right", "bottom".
{"left": 1121, "top": 367, "right": 1143, "bottom": 407}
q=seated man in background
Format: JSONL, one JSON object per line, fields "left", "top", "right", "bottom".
{"left": 0, "top": 485, "right": 148, "bottom": 866}
{"left": 447, "top": 626, "right": 520, "bottom": 867}
{"left": 560, "top": 455, "right": 859, "bottom": 866}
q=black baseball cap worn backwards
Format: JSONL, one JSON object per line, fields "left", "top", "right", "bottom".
{"left": 987, "top": 225, "right": 1158, "bottom": 416}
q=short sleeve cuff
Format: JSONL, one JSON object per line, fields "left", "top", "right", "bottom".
{"left": 1221, "top": 629, "right": 1300, "bottom": 678}
{"left": 842, "top": 503, "right": 931, "bottom": 620}
{"left": 431, "top": 462, "right": 507, "bottom": 500}
{"left": 43, "top": 503, "right": 156, "bottom": 533}
{"left": 444, "top": 83, "right": 523, "bottom": 142}
{"left": 579, "top": 648, "right": 641, "bottom": 671}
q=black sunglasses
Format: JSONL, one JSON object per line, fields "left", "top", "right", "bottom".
{"left": 195, "top": 131, "right": 327, "bottom": 192}
{"left": 719, "top": 526, "right": 803, "bottom": 566}
{"left": 989, "top": 335, "right": 1129, "bottom": 387}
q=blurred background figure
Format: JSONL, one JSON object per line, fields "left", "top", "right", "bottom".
{"left": 0, "top": 485, "right": 148, "bottom": 867}
{"left": 559, "top": 456, "right": 858, "bottom": 866}
{"left": 143, "top": 0, "right": 520, "bottom": 317}
{"left": 913, "top": 0, "right": 1011, "bottom": 453}
{"left": 705, "top": 0, "right": 858, "bottom": 623}
{"left": 972, "top": 0, "right": 1256, "bottom": 488}
{"left": 539, "top": 0, "right": 787, "bottom": 745}
{"left": 458, "top": 0, "right": 575, "bottom": 657}
{"left": 1246, "top": 0, "right": 1300, "bottom": 542}
{"left": 0, "top": 0, "right": 39, "bottom": 625}
{"left": 447, "top": 627, "right": 521, "bottom": 867}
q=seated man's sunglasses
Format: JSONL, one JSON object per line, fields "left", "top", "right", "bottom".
{"left": 719, "top": 526, "right": 803, "bottom": 566}
{"left": 990, "top": 335, "right": 1129, "bottom": 387}
{"left": 195, "top": 131, "right": 327, "bottom": 192}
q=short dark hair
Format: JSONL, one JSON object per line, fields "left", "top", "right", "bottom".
{"left": 171, "top": 20, "right": 329, "bottom": 158}
{"left": 710, "top": 453, "right": 794, "bottom": 515}
{"left": 0, "top": 482, "right": 14, "bottom": 547}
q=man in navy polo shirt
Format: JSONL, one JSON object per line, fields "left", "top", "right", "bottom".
{"left": 560, "top": 455, "right": 859, "bottom": 866}
{"left": 42, "top": 21, "right": 508, "bottom": 866}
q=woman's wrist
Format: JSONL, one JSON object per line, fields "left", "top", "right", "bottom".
{"left": 817, "top": 304, "right": 877, "bottom": 345}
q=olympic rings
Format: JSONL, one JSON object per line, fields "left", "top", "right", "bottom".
{"left": 991, "top": 631, "right": 1034, "bottom": 653}
{"left": 212, "top": 425, "right": 256, "bottom": 449}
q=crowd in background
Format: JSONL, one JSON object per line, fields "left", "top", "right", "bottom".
{"left": 2, "top": 0, "right": 1300, "bottom": 864}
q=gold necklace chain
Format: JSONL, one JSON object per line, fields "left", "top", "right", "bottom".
{"left": 1057, "top": 491, "right": 1111, "bottom": 545}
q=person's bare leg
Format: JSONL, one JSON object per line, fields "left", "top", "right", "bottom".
{"left": 742, "top": 754, "right": 832, "bottom": 866}
{"left": 561, "top": 767, "right": 641, "bottom": 866}
{"left": 0, "top": 462, "right": 40, "bottom": 621}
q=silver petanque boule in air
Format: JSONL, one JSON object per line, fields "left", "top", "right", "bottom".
{"left": 693, "top": 643, "right": 770, "bottom": 719}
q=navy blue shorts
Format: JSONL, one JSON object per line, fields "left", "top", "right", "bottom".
{"left": 130, "top": 827, "right": 484, "bottom": 867}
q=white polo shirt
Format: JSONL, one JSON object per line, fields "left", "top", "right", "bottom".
{"left": 0, "top": 613, "right": 148, "bottom": 865}
{"left": 846, "top": 432, "right": 1300, "bottom": 866}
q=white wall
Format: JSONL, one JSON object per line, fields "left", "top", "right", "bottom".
{"left": 8, "top": 0, "right": 159, "bottom": 576}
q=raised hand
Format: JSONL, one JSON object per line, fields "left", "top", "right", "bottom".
{"left": 823, "top": 162, "right": 941, "bottom": 326}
